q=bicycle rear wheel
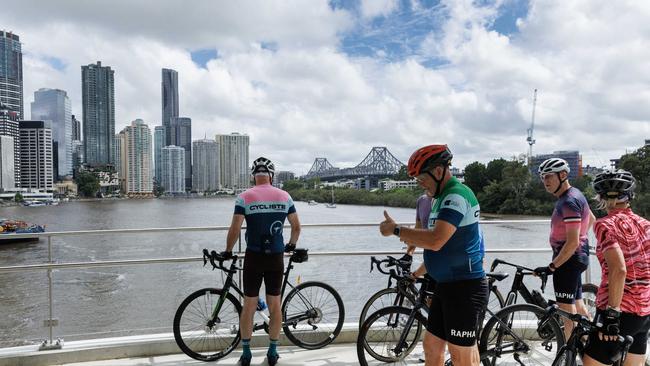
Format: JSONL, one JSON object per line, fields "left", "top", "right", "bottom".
{"left": 173, "top": 288, "right": 241, "bottom": 362}
{"left": 359, "top": 287, "right": 415, "bottom": 327}
{"left": 479, "top": 303, "right": 564, "bottom": 366}
{"left": 488, "top": 286, "right": 505, "bottom": 314}
{"left": 282, "top": 281, "right": 345, "bottom": 349}
{"left": 357, "top": 306, "right": 425, "bottom": 365}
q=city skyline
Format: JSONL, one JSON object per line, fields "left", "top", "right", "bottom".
{"left": 1, "top": 1, "right": 649, "bottom": 175}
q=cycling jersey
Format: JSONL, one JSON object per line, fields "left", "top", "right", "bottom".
{"left": 549, "top": 187, "right": 590, "bottom": 265}
{"left": 234, "top": 183, "right": 296, "bottom": 254}
{"left": 424, "top": 177, "right": 485, "bottom": 283}
{"left": 594, "top": 208, "right": 650, "bottom": 316}
{"left": 416, "top": 194, "right": 433, "bottom": 229}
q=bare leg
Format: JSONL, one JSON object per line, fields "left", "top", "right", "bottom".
{"left": 266, "top": 294, "right": 282, "bottom": 340}
{"left": 240, "top": 296, "right": 258, "bottom": 340}
{"left": 423, "top": 331, "right": 446, "bottom": 366}
{"left": 575, "top": 299, "right": 590, "bottom": 319}
{"left": 557, "top": 302, "right": 577, "bottom": 341}
{"left": 623, "top": 353, "right": 647, "bottom": 366}
{"left": 448, "top": 342, "right": 481, "bottom": 366}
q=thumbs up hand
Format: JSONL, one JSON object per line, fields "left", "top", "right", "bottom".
{"left": 380, "top": 210, "right": 397, "bottom": 237}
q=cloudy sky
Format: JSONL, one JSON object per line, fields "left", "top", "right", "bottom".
{"left": 2, "top": 0, "right": 649, "bottom": 174}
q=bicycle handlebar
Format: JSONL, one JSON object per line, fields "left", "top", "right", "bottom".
{"left": 202, "top": 248, "right": 240, "bottom": 272}
{"left": 490, "top": 258, "right": 549, "bottom": 291}
{"left": 369, "top": 255, "right": 411, "bottom": 276}
{"left": 541, "top": 304, "right": 634, "bottom": 348}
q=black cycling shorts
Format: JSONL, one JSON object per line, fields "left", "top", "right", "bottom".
{"left": 552, "top": 256, "right": 587, "bottom": 304}
{"left": 243, "top": 251, "right": 284, "bottom": 297}
{"left": 584, "top": 310, "right": 650, "bottom": 363}
{"left": 426, "top": 277, "right": 488, "bottom": 346}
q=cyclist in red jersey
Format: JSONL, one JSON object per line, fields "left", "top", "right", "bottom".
{"left": 583, "top": 170, "right": 650, "bottom": 366}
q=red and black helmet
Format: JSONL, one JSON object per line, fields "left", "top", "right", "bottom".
{"left": 407, "top": 145, "right": 453, "bottom": 177}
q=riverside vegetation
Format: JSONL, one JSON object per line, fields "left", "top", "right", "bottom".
{"left": 285, "top": 145, "right": 650, "bottom": 218}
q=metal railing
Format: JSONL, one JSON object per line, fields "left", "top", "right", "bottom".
{"left": 0, "top": 219, "right": 573, "bottom": 351}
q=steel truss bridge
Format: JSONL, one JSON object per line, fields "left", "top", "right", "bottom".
{"left": 304, "top": 147, "right": 405, "bottom": 181}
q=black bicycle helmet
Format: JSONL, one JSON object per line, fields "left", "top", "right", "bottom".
{"left": 593, "top": 169, "right": 636, "bottom": 200}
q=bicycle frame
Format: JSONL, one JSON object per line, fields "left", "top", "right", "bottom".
{"left": 541, "top": 305, "right": 634, "bottom": 366}
{"left": 492, "top": 258, "right": 549, "bottom": 307}
{"left": 206, "top": 252, "right": 311, "bottom": 332}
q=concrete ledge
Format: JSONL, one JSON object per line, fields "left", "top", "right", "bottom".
{"left": 0, "top": 323, "right": 360, "bottom": 366}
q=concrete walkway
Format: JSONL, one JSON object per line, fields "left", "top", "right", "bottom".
{"left": 62, "top": 343, "right": 369, "bottom": 365}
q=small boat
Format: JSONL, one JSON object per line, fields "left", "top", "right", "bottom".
{"left": 0, "top": 219, "right": 45, "bottom": 243}
{"left": 308, "top": 200, "right": 318, "bottom": 206}
{"left": 23, "top": 200, "right": 46, "bottom": 207}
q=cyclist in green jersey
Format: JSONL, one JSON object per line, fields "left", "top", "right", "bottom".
{"left": 381, "top": 145, "right": 487, "bottom": 366}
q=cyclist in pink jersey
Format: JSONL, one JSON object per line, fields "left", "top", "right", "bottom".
{"left": 583, "top": 170, "right": 650, "bottom": 366}
{"left": 534, "top": 158, "right": 595, "bottom": 340}
{"left": 221, "top": 157, "right": 301, "bottom": 366}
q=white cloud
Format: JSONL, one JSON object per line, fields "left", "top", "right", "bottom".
{"left": 2, "top": 0, "right": 650, "bottom": 175}
{"left": 360, "top": 0, "right": 399, "bottom": 19}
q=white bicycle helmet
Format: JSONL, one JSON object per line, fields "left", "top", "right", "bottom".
{"left": 538, "top": 158, "right": 570, "bottom": 175}
{"left": 251, "top": 157, "right": 275, "bottom": 176}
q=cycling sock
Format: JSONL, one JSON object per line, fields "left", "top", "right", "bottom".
{"left": 267, "top": 339, "right": 279, "bottom": 357}
{"left": 241, "top": 339, "right": 252, "bottom": 359}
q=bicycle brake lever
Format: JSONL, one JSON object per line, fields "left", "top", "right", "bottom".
{"left": 541, "top": 274, "right": 547, "bottom": 292}
{"left": 202, "top": 248, "right": 210, "bottom": 266}
{"left": 209, "top": 250, "right": 219, "bottom": 270}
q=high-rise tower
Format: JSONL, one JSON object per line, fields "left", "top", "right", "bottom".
{"left": 82, "top": 61, "right": 115, "bottom": 166}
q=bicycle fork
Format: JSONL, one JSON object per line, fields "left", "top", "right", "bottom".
{"left": 391, "top": 311, "right": 418, "bottom": 357}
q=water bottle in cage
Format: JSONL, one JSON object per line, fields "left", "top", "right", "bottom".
{"left": 257, "top": 298, "right": 267, "bottom": 311}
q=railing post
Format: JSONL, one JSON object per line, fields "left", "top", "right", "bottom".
{"left": 40, "top": 234, "right": 62, "bottom": 350}
{"left": 237, "top": 233, "right": 243, "bottom": 303}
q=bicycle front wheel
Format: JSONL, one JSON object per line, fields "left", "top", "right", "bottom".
{"left": 551, "top": 346, "right": 577, "bottom": 366}
{"left": 479, "top": 303, "right": 564, "bottom": 366}
{"left": 173, "top": 288, "right": 241, "bottom": 362}
{"left": 282, "top": 281, "right": 345, "bottom": 349}
{"left": 359, "top": 287, "right": 415, "bottom": 327}
{"left": 357, "top": 305, "right": 425, "bottom": 365}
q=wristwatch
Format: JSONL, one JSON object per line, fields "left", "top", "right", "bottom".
{"left": 393, "top": 225, "right": 401, "bottom": 237}
{"left": 549, "top": 262, "right": 557, "bottom": 271}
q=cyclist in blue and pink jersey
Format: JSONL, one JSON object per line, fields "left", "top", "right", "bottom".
{"left": 221, "top": 157, "right": 301, "bottom": 366}
{"left": 534, "top": 158, "right": 595, "bottom": 340}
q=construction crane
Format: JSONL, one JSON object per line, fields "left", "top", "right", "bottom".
{"left": 526, "top": 89, "right": 537, "bottom": 165}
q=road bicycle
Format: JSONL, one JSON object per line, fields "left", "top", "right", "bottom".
{"left": 360, "top": 256, "right": 507, "bottom": 327}
{"left": 173, "top": 248, "right": 345, "bottom": 361}
{"left": 490, "top": 258, "right": 598, "bottom": 317}
{"left": 356, "top": 270, "right": 529, "bottom": 366}
{"left": 539, "top": 304, "right": 633, "bottom": 366}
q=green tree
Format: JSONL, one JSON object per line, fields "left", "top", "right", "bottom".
{"left": 75, "top": 171, "right": 100, "bottom": 197}
{"left": 282, "top": 180, "right": 303, "bottom": 191}
{"left": 14, "top": 192, "right": 23, "bottom": 203}
{"left": 619, "top": 145, "right": 650, "bottom": 217}
{"left": 485, "top": 158, "right": 508, "bottom": 183}
{"left": 620, "top": 145, "right": 650, "bottom": 193}
{"left": 463, "top": 161, "right": 488, "bottom": 193}
{"left": 393, "top": 165, "right": 410, "bottom": 181}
